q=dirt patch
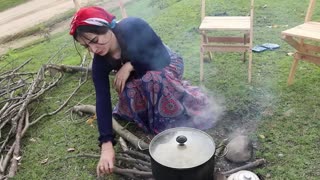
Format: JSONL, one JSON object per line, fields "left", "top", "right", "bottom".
{"left": 0, "top": 0, "right": 75, "bottom": 40}
{"left": 0, "top": 0, "right": 75, "bottom": 55}
{"left": 0, "top": 0, "right": 131, "bottom": 56}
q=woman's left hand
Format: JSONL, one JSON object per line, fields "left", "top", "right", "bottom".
{"left": 114, "top": 62, "right": 134, "bottom": 94}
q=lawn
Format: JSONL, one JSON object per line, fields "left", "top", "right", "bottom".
{"left": 0, "top": 0, "right": 319, "bottom": 179}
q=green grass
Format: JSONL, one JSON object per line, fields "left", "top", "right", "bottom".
{"left": 0, "top": 0, "right": 30, "bottom": 12}
{"left": 1, "top": 0, "right": 320, "bottom": 179}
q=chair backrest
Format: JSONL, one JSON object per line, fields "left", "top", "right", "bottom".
{"left": 201, "top": 0, "right": 255, "bottom": 21}
{"left": 305, "top": 0, "right": 316, "bottom": 22}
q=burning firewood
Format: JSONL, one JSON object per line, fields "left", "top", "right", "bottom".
{"left": 221, "top": 158, "right": 266, "bottom": 175}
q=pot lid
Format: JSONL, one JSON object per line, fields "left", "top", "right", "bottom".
{"left": 149, "top": 127, "right": 215, "bottom": 169}
{"left": 227, "top": 170, "right": 260, "bottom": 180}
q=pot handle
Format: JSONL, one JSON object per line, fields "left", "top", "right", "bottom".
{"left": 214, "top": 138, "right": 229, "bottom": 158}
{"left": 215, "top": 145, "right": 228, "bottom": 158}
{"left": 138, "top": 139, "right": 149, "bottom": 151}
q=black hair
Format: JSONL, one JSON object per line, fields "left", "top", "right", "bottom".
{"left": 73, "top": 25, "right": 110, "bottom": 41}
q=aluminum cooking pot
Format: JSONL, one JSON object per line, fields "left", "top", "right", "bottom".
{"left": 149, "top": 127, "right": 216, "bottom": 180}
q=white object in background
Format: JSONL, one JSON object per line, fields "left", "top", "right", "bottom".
{"left": 227, "top": 170, "right": 260, "bottom": 180}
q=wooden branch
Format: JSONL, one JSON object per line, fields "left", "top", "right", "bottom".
{"left": 0, "top": 107, "right": 19, "bottom": 129}
{"left": 49, "top": 153, "right": 151, "bottom": 169}
{"left": 48, "top": 153, "right": 151, "bottom": 168}
{"left": 45, "top": 64, "right": 92, "bottom": 73}
{"left": 0, "top": 142, "right": 15, "bottom": 174}
{"left": 7, "top": 111, "right": 25, "bottom": 177}
{"left": 21, "top": 110, "right": 30, "bottom": 137}
{"left": 132, "top": 163, "right": 152, "bottom": 172}
{"left": 9, "top": 65, "right": 46, "bottom": 132}
{"left": 46, "top": 151, "right": 153, "bottom": 179}
{"left": 0, "top": 97, "right": 23, "bottom": 105}
{"left": 0, "top": 102, "right": 9, "bottom": 116}
{"left": 71, "top": 105, "right": 149, "bottom": 150}
{"left": 0, "top": 100, "right": 21, "bottom": 118}
{"left": 64, "top": 92, "right": 94, "bottom": 114}
{"left": 0, "top": 63, "right": 88, "bottom": 176}
{"left": 72, "top": 105, "right": 95, "bottom": 115}
{"left": 117, "top": 156, "right": 151, "bottom": 167}
{"left": 0, "top": 127, "right": 14, "bottom": 153}
{"left": 0, "top": 56, "right": 96, "bottom": 177}
{"left": 110, "top": 170, "right": 138, "bottom": 180}
{"left": 0, "top": 83, "right": 25, "bottom": 97}
{"left": 114, "top": 166, "right": 153, "bottom": 178}
{"left": 221, "top": 159, "right": 267, "bottom": 175}
{"left": 119, "top": 137, "right": 129, "bottom": 152}
{"left": 0, "top": 58, "right": 32, "bottom": 77}
{"left": 121, "top": 149, "right": 151, "bottom": 162}
{"left": 113, "top": 119, "right": 149, "bottom": 150}
{"left": 0, "top": 106, "right": 20, "bottom": 127}
{"left": 0, "top": 72, "right": 36, "bottom": 80}
{"left": 29, "top": 75, "right": 87, "bottom": 126}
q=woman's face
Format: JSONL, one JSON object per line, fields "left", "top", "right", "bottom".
{"left": 76, "top": 31, "right": 113, "bottom": 56}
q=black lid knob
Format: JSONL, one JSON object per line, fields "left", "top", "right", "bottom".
{"left": 176, "top": 135, "right": 187, "bottom": 145}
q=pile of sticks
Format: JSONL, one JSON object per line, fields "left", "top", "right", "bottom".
{"left": 72, "top": 105, "right": 154, "bottom": 180}
{"left": 115, "top": 149, "right": 153, "bottom": 179}
{"left": 0, "top": 60, "right": 88, "bottom": 178}
{"left": 0, "top": 59, "right": 153, "bottom": 179}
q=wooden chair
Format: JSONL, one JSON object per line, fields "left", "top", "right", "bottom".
{"left": 281, "top": 0, "right": 320, "bottom": 85}
{"left": 199, "top": 0, "right": 254, "bottom": 82}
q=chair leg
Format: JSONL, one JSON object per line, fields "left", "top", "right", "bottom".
{"left": 287, "top": 56, "right": 299, "bottom": 85}
{"left": 204, "top": 35, "right": 213, "bottom": 61}
{"left": 243, "top": 33, "right": 248, "bottom": 62}
{"left": 208, "top": 52, "right": 213, "bottom": 61}
{"left": 243, "top": 51, "right": 247, "bottom": 62}
{"left": 200, "top": 48, "right": 204, "bottom": 82}
{"left": 248, "top": 50, "right": 252, "bottom": 83}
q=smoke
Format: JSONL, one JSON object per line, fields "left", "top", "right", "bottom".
{"left": 228, "top": 128, "right": 249, "bottom": 140}
{"left": 195, "top": 85, "right": 226, "bottom": 129}
{"left": 177, "top": 84, "right": 226, "bottom": 131}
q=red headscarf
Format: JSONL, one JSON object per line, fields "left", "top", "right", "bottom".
{"left": 69, "top": 6, "right": 116, "bottom": 35}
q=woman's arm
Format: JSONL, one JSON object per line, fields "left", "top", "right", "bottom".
{"left": 92, "top": 55, "right": 116, "bottom": 175}
{"left": 92, "top": 55, "right": 114, "bottom": 145}
{"left": 113, "top": 62, "right": 134, "bottom": 94}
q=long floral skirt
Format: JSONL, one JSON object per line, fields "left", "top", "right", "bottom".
{"left": 113, "top": 48, "right": 218, "bottom": 134}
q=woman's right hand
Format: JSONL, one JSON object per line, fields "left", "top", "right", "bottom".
{"left": 97, "top": 141, "right": 115, "bottom": 177}
{"left": 113, "top": 62, "right": 134, "bottom": 94}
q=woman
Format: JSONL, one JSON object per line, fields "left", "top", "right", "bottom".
{"left": 70, "top": 6, "right": 218, "bottom": 177}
